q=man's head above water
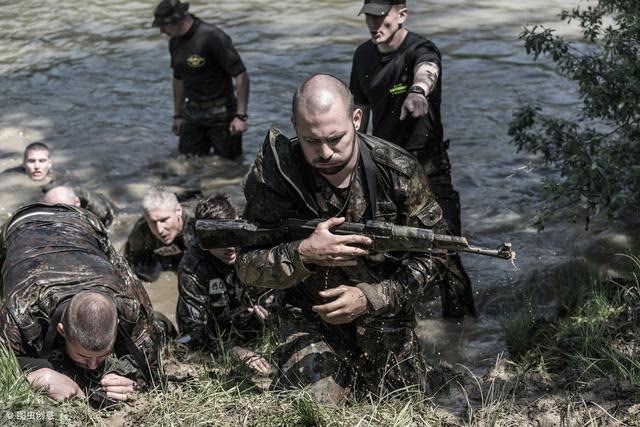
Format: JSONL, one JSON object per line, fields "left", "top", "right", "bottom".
{"left": 57, "top": 291, "right": 118, "bottom": 371}
{"left": 23, "top": 142, "right": 52, "bottom": 182}
{"left": 143, "top": 187, "right": 184, "bottom": 245}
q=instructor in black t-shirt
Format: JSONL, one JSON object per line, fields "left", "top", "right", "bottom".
{"left": 152, "top": 0, "right": 250, "bottom": 158}
{"left": 349, "top": 0, "right": 464, "bottom": 236}
{"left": 350, "top": 0, "right": 475, "bottom": 318}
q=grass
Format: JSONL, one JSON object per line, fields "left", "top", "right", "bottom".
{"left": 503, "top": 244, "right": 640, "bottom": 389}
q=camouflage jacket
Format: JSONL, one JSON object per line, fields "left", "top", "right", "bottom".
{"left": 74, "top": 187, "right": 117, "bottom": 227}
{"left": 0, "top": 204, "right": 161, "bottom": 385}
{"left": 236, "top": 127, "right": 448, "bottom": 324}
{"left": 177, "top": 245, "right": 273, "bottom": 344}
{"left": 124, "top": 209, "right": 196, "bottom": 282}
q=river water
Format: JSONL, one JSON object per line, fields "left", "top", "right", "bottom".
{"left": 0, "top": 0, "right": 621, "bottom": 373}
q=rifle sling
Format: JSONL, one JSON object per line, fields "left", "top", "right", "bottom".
{"left": 40, "top": 300, "right": 69, "bottom": 360}
{"left": 358, "top": 138, "right": 378, "bottom": 220}
{"left": 117, "top": 322, "right": 153, "bottom": 385}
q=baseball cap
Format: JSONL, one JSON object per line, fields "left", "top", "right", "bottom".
{"left": 152, "top": 0, "right": 190, "bottom": 27}
{"left": 358, "top": 0, "right": 406, "bottom": 16}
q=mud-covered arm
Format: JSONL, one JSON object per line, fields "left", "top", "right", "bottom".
{"left": 356, "top": 170, "right": 449, "bottom": 317}
{"left": 176, "top": 267, "right": 210, "bottom": 340}
{"left": 236, "top": 158, "right": 316, "bottom": 289}
{"left": 236, "top": 240, "right": 314, "bottom": 289}
{"left": 0, "top": 304, "right": 53, "bottom": 371}
{"left": 124, "top": 222, "right": 161, "bottom": 282}
{"left": 75, "top": 187, "right": 116, "bottom": 228}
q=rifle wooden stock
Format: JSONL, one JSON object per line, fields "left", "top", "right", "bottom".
{"left": 196, "top": 219, "right": 515, "bottom": 261}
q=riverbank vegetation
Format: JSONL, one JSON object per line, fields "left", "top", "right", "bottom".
{"left": 508, "top": 0, "right": 640, "bottom": 227}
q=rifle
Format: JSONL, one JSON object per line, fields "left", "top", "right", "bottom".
{"left": 195, "top": 219, "right": 515, "bottom": 261}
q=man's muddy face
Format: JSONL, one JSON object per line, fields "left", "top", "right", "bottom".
{"left": 64, "top": 340, "right": 112, "bottom": 371}
{"left": 145, "top": 204, "right": 184, "bottom": 245}
{"left": 23, "top": 149, "right": 52, "bottom": 181}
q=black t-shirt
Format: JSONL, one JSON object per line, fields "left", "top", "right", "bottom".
{"left": 350, "top": 32, "right": 443, "bottom": 152}
{"left": 169, "top": 16, "right": 246, "bottom": 103}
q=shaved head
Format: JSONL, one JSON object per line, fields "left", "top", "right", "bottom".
{"left": 292, "top": 74, "right": 355, "bottom": 123}
{"left": 43, "top": 185, "right": 80, "bottom": 206}
{"left": 62, "top": 291, "right": 118, "bottom": 352}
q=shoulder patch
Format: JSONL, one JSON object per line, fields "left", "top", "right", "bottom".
{"left": 364, "top": 135, "right": 417, "bottom": 177}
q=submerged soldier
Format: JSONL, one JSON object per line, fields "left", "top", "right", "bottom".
{"left": 43, "top": 185, "right": 117, "bottom": 227}
{"left": 124, "top": 187, "right": 195, "bottom": 282}
{"left": 2, "top": 142, "right": 54, "bottom": 184}
{"left": 177, "top": 194, "right": 276, "bottom": 375}
{"left": 236, "top": 74, "right": 461, "bottom": 402}
{"left": 0, "top": 204, "right": 163, "bottom": 404}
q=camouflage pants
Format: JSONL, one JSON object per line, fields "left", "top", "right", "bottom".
{"left": 180, "top": 102, "right": 242, "bottom": 159}
{"left": 271, "top": 307, "right": 427, "bottom": 403}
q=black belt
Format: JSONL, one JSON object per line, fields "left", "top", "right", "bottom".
{"left": 186, "top": 98, "right": 227, "bottom": 109}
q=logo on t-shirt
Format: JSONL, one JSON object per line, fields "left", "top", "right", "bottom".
{"left": 187, "top": 55, "right": 206, "bottom": 68}
{"left": 389, "top": 83, "right": 408, "bottom": 96}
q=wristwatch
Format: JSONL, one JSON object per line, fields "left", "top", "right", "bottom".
{"left": 408, "top": 85, "right": 427, "bottom": 98}
{"left": 233, "top": 113, "right": 248, "bottom": 121}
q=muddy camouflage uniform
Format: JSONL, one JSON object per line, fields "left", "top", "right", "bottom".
{"left": 0, "top": 204, "right": 163, "bottom": 396}
{"left": 237, "top": 128, "right": 462, "bottom": 399}
{"left": 177, "top": 244, "right": 275, "bottom": 346}
{"left": 124, "top": 208, "right": 196, "bottom": 282}
{"left": 72, "top": 187, "right": 117, "bottom": 227}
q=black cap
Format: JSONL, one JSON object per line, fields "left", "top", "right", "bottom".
{"left": 152, "top": 0, "right": 190, "bottom": 27}
{"left": 358, "top": 0, "right": 405, "bottom": 16}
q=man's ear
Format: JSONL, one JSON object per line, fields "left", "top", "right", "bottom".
{"left": 56, "top": 322, "right": 65, "bottom": 337}
{"left": 353, "top": 108, "right": 363, "bottom": 131}
{"left": 398, "top": 7, "right": 408, "bottom": 24}
{"left": 175, "top": 203, "right": 183, "bottom": 215}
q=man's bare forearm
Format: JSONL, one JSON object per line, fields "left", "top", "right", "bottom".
{"left": 234, "top": 71, "right": 250, "bottom": 114}
{"left": 172, "top": 78, "right": 185, "bottom": 116}
{"left": 412, "top": 61, "right": 440, "bottom": 95}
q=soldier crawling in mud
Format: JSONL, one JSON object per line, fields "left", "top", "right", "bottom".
{"left": 236, "top": 74, "right": 469, "bottom": 403}
{"left": 43, "top": 185, "right": 117, "bottom": 228}
{"left": 177, "top": 194, "right": 278, "bottom": 375}
{"left": 0, "top": 203, "right": 165, "bottom": 405}
{"left": 125, "top": 187, "right": 196, "bottom": 282}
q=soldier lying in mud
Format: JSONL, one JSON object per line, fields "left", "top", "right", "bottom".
{"left": 177, "top": 194, "right": 279, "bottom": 375}
{"left": 0, "top": 204, "right": 166, "bottom": 407}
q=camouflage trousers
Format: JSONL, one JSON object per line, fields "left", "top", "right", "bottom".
{"left": 180, "top": 102, "right": 242, "bottom": 159}
{"left": 270, "top": 307, "right": 427, "bottom": 403}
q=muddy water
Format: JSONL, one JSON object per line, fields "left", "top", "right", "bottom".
{"left": 0, "top": 0, "right": 618, "bottom": 373}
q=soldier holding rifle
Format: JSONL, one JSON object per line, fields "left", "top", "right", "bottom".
{"left": 233, "top": 74, "right": 466, "bottom": 403}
